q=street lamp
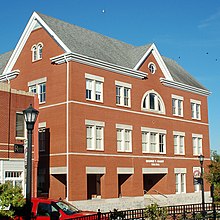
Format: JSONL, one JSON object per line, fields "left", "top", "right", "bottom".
{"left": 23, "top": 104, "right": 39, "bottom": 220}
{"left": 198, "top": 154, "right": 205, "bottom": 219}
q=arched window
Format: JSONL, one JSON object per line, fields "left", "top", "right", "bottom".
{"left": 31, "top": 42, "right": 43, "bottom": 61}
{"left": 142, "top": 90, "right": 165, "bottom": 114}
{"left": 32, "top": 45, "right": 37, "bottom": 61}
{"left": 37, "top": 43, "right": 43, "bottom": 59}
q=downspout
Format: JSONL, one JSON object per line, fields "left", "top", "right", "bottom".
{"left": 64, "top": 55, "right": 69, "bottom": 200}
{"left": 6, "top": 76, "right": 11, "bottom": 160}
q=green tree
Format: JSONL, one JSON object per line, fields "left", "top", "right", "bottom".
{"left": 205, "top": 151, "right": 220, "bottom": 202}
{"left": 144, "top": 203, "right": 167, "bottom": 220}
{"left": 0, "top": 182, "right": 25, "bottom": 218}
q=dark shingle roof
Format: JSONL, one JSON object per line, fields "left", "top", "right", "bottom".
{"left": 162, "top": 57, "right": 207, "bottom": 90}
{"left": 0, "top": 51, "right": 13, "bottom": 75}
{"left": 38, "top": 13, "right": 151, "bottom": 69}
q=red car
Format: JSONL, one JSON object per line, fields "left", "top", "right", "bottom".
{"left": 13, "top": 197, "right": 96, "bottom": 220}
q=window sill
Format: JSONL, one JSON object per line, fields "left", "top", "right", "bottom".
{"left": 116, "top": 104, "right": 131, "bottom": 108}
{"left": 39, "top": 101, "right": 46, "bottom": 105}
{"left": 86, "top": 99, "right": 103, "bottom": 103}
{"left": 142, "top": 108, "right": 165, "bottom": 115}
{"left": 32, "top": 58, "right": 42, "bottom": 63}
{"left": 15, "top": 137, "right": 26, "bottom": 141}
{"left": 86, "top": 149, "right": 104, "bottom": 152}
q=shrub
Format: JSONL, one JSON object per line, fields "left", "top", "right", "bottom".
{"left": 144, "top": 203, "right": 167, "bottom": 220}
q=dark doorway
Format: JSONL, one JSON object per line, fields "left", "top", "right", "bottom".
{"left": 143, "top": 174, "right": 166, "bottom": 193}
{"left": 118, "top": 174, "right": 130, "bottom": 197}
{"left": 87, "top": 174, "right": 102, "bottom": 199}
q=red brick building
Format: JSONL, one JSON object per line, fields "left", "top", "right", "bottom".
{"left": 0, "top": 82, "right": 38, "bottom": 197}
{"left": 0, "top": 12, "right": 211, "bottom": 204}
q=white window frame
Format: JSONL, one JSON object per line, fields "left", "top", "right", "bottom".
{"left": 4, "top": 171, "right": 23, "bottom": 189}
{"left": 85, "top": 73, "right": 104, "bottom": 102}
{"left": 192, "top": 134, "right": 203, "bottom": 156}
{"left": 115, "top": 81, "right": 132, "bottom": 107}
{"left": 190, "top": 99, "right": 201, "bottom": 120}
{"left": 142, "top": 90, "right": 165, "bottom": 114}
{"left": 116, "top": 124, "right": 132, "bottom": 152}
{"left": 148, "top": 62, "right": 156, "bottom": 74}
{"left": 28, "top": 77, "right": 47, "bottom": 104}
{"left": 31, "top": 42, "right": 43, "bottom": 62}
{"left": 173, "top": 131, "right": 185, "bottom": 155}
{"left": 174, "top": 168, "right": 186, "bottom": 194}
{"left": 141, "top": 127, "right": 166, "bottom": 154}
{"left": 172, "top": 95, "right": 183, "bottom": 117}
{"left": 85, "top": 120, "right": 105, "bottom": 151}
{"left": 16, "top": 112, "right": 25, "bottom": 140}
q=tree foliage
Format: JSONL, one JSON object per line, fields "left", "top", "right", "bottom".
{"left": 0, "top": 182, "right": 25, "bottom": 217}
{"left": 144, "top": 203, "right": 167, "bottom": 220}
{"left": 205, "top": 151, "right": 220, "bottom": 202}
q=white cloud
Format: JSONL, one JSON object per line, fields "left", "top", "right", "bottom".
{"left": 198, "top": 9, "right": 220, "bottom": 29}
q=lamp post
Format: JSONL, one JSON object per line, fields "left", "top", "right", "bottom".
{"left": 198, "top": 154, "right": 205, "bottom": 219}
{"left": 23, "top": 104, "right": 39, "bottom": 220}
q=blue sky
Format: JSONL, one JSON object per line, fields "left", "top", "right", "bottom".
{"left": 0, "top": 0, "right": 219, "bottom": 153}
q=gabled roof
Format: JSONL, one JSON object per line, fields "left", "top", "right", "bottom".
{"left": 0, "top": 12, "right": 209, "bottom": 94}
{"left": 0, "top": 51, "right": 13, "bottom": 75}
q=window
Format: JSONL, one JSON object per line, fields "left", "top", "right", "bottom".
{"left": 39, "top": 128, "right": 46, "bottom": 152}
{"left": 5, "top": 171, "right": 23, "bottom": 188}
{"left": 39, "top": 83, "right": 46, "bottom": 103}
{"left": 172, "top": 95, "right": 183, "bottom": 117}
{"left": 175, "top": 168, "right": 186, "bottom": 194}
{"left": 85, "top": 73, "right": 104, "bottom": 102}
{"left": 31, "top": 42, "right": 43, "bottom": 61}
{"left": 28, "top": 77, "right": 47, "bottom": 104}
{"left": 142, "top": 127, "right": 166, "bottom": 154}
{"left": 142, "top": 90, "right": 165, "bottom": 114}
{"left": 173, "top": 131, "right": 185, "bottom": 155}
{"left": 115, "top": 81, "right": 132, "bottom": 107}
{"left": 16, "top": 113, "right": 25, "bottom": 138}
{"left": 86, "top": 120, "right": 105, "bottom": 151}
{"left": 191, "top": 99, "right": 201, "bottom": 120}
{"left": 192, "top": 134, "right": 203, "bottom": 156}
{"left": 116, "top": 124, "right": 132, "bottom": 152}
{"left": 148, "top": 62, "right": 156, "bottom": 74}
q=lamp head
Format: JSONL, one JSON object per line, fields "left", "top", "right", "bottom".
{"left": 198, "top": 154, "right": 204, "bottom": 166}
{"left": 23, "top": 104, "right": 39, "bottom": 130}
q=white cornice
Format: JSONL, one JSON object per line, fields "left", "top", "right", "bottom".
{"left": 51, "top": 52, "right": 148, "bottom": 79}
{"left": 0, "top": 70, "right": 20, "bottom": 82}
{"left": 160, "top": 78, "right": 211, "bottom": 96}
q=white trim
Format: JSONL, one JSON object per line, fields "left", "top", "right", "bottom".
{"left": 49, "top": 151, "right": 211, "bottom": 162}
{"left": 86, "top": 166, "right": 106, "bottom": 174}
{"left": 115, "top": 80, "right": 132, "bottom": 89}
{"left": 85, "top": 73, "right": 104, "bottom": 82}
{"left": 38, "top": 122, "right": 46, "bottom": 128}
{"left": 39, "top": 100, "right": 209, "bottom": 126}
{"left": 142, "top": 168, "right": 168, "bottom": 174}
{"left": 116, "top": 124, "right": 133, "bottom": 130}
{"left": 117, "top": 167, "right": 134, "bottom": 174}
{"left": 50, "top": 166, "right": 67, "bottom": 174}
{"left": 190, "top": 99, "right": 201, "bottom": 105}
{"left": 172, "top": 94, "right": 184, "bottom": 101}
{"left": 134, "top": 43, "right": 173, "bottom": 81}
{"left": 2, "top": 12, "right": 71, "bottom": 75}
{"left": 173, "top": 131, "right": 185, "bottom": 136}
{"left": 160, "top": 78, "right": 211, "bottom": 96}
{"left": 85, "top": 120, "right": 105, "bottom": 127}
{"left": 192, "top": 133, "right": 203, "bottom": 138}
{"left": 28, "top": 77, "right": 47, "bottom": 87}
{"left": 141, "top": 127, "right": 167, "bottom": 134}
{"left": 0, "top": 70, "right": 20, "bottom": 82}
{"left": 51, "top": 52, "right": 147, "bottom": 80}
{"left": 174, "top": 168, "right": 187, "bottom": 174}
